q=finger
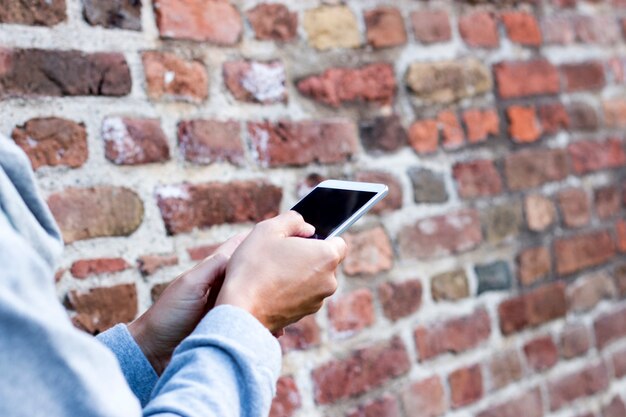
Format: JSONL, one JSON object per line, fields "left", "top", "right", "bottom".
{"left": 215, "top": 230, "right": 251, "bottom": 259}
{"left": 269, "top": 211, "right": 315, "bottom": 238}
{"left": 326, "top": 237, "right": 348, "bottom": 262}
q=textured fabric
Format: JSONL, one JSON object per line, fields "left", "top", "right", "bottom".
{"left": 0, "top": 135, "right": 282, "bottom": 417}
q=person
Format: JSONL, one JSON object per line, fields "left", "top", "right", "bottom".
{"left": 0, "top": 134, "right": 347, "bottom": 417}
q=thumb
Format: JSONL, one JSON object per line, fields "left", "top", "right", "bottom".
{"left": 270, "top": 211, "right": 315, "bottom": 238}
{"left": 326, "top": 236, "right": 348, "bottom": 262}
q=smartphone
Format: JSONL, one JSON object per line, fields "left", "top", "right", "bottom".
{"left": 291, "top": 180, "right": 388, "bottom": 240}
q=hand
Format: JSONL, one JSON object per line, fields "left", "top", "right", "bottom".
{"left": 216, "top": 211, "right": 347, "bottom": 333}
{"left": 128, "top": 232, "right": 248, "bottom": 374}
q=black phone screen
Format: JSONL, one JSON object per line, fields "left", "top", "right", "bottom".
{"left": 291, "top": 187, "right": 377, "bottom": 239}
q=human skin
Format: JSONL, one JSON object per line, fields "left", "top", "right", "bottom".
{"left": 129, "top": 211, "right": 346, "bottom": 374}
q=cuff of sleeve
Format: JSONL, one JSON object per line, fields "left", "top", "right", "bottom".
{"left": 192, "top": 305, "right": 282, "bottom": 388}
{"left": 97, "top": 324, "right": 159, "bottom": 407}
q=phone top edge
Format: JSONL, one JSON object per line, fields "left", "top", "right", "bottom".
{"left": 316, "top": 179, "right": 388, "bottom": 193}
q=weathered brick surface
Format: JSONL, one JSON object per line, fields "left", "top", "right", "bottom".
{"left": 247, "top": 120, "right": 358, "bottom": 167}
{"left": 279, "top": 315, "right": 320, "bottom": 353}
{"left": 67, "top": 284, "right": 138, "bottom": 334}
{"left": 354, "top": 171, "right": 402, "bottom": 214}
{"left": 507, "top": 105, "right": 541, "bottom": 143}
{"left": 554, "top": 231, "right": 615, "bottom": 276}
{"left": 343, "top": 227, "right": 393, "bottom": 276}
{"left": 568, "top": 138, "right": 626, "bottom": 174}
{"left": 482, "top": 202, "right": 522, "bottom": 244}
{"left": 593, "top": 306, "right": 626, "bottom": 349}
{"left": 83, "top": 0, "right": 141, "bottom": 30}
{"left": 411, "top": 10, "right": 451, "bottom": 45}
{"left": 560, "top": 323, "right": 591, "bottom": 359}
{"left": 567, "top": 271, "right": 616, "bottom": 313}
{"left": 11, "top": 117, "right": 88, "bottom": 169}
{"left": 501, "top": 11, "right": 542, "bottom": 46}
{"left": 524, "top": 194, "right": 556, "bottom": 232}
{"left": 328, "top": 289, "right": 375, "bottom": 334}
{"left": 477, "top": 389, "right": 543, "bottom": 417}
{"left": 415, "top": 309, "right": 491, "bottom": 361}
{"left": 486, "top": 349, "right": 523, "bottom": 391}
{"left": 71, "top": 258, "right": 130, "bottom": 279}
{"left": 224, "top": 60, "right": 286, "bottom": 104}
{"left": 270, "top": 376, "right": 301, "bottom": 417}
{"left": 378, "top": 279, "right": 422, "bottom": 321}
{"left": 408, "top": 168, "right": 448, "bottom": 204}
{"left": 366, "top": 7, "right": 407, "bottom": 49}
{"left": 156, "top": 181, "right": 281, "bottom": 235}
{"left": 0, "top": 0, "right": 66, "bottom": 26}
{"left": 548, "top": 362, "right": 610, "bottom": 410}
{"left": 494, "top": 59, "right": 560, "bottom": 98}
{"left": 452, "top": 160, "right": 502, "bottom": 199}
{"left": 448, "top": 364, "right": 483, "bottom": 408}
{"left": 297, "top": 63, "right": 395, "bottom": 108}
{"left": 398, "top": 209, "right": 482, "bottom": 260}
{"left": 401, "top": 377, "right": 446, "bottom": 417}
{"left": 561, "top": 61, "right": 606, "bottom": 92}
{"left": 462, "top": 108, "right": 499, "bottom": 143}
{"left": 431, "top": 270, "right": 469, "bottom": 302}
{"left": 303, "top": 6, "right": 360, "bottom": 50}
{"left": 178, "top": 119, "right": 243, "bottom": 165}
{"left": 359, "top": 115, "right": 407, "bottom": 153}
{"left": 459, "top": 11, "right": 499, "bottom": 48}
{"left": 312, "top": 337, "right": 410, "bottom": 404}
{"left": 557, "top": 188, "right": 591, "bottom": 229}
{"left": 137, "top": 254, "right": 178, "bottom": 276}
{"left": 153, "top": 0, "right": 242, "bottom": 45}
{"left": 48, "top": 186, "right": 144, "bottom": 243}
{"left": 475, "top": 261, "right": 512, "bottom": 294}
{"left": 498, "top": 282, "right": 567, "bottom": 335}
{"left": 142, "top": 51, "right": 208, "bottom": 102}
{"left": 246, "top": 4, "right": 297, "bottom": 42}
{"left": 524, "top": 336, "right": 559, "bottom": 372}
{"left": 348, "top": 395, "right": 400, "bottom": 417}
{"left": 0, "top": 49, "right": 131, "bottom": 97}
{"left": 504, "top": 149, "right": 569, "bottom": 191}
{"left": 102, "top": 117, "right": 170, "bottom": 165}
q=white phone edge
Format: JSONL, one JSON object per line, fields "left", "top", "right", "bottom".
{"left": 308, "top": 180, "right": 389, "bottom": 240}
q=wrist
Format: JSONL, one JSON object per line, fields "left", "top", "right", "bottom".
{"left": 128, "top": 314, "right": 168, "bottom": 375}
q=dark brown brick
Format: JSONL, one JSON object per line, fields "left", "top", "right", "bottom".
{"left": 0, "top": 0, "right": 66, "bottom": 26}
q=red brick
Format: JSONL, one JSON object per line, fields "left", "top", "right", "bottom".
{"left": 613, "top": 346, "right": 626, "bottom": 378}
{"left": 410, "top": 10, "right": 451, "bottom": 44}
{"left": 270, "top": 376, "right": 301, "bottom": 417}
{"left": 328, "top": 289, "right": 375, "bottom": 334}
{"left": 618, "top": 220, "right": 626, "bottom": 252}
{"left": 507, "top": 105, "right": 542, "bottom": 143}
{"left": 67, "top": 283, "right": 138, "bottom": 334}
{"left": 354, "top": 171, "right": 402, "bottom": 214}
{"left": 568, "top": 102, "right": 600, "bottom": 131}
{"left": 448, "top": 364, "right": 483, "bottom": 408}
{"left": 0, "top": 49, "right": 131, "bottom": 98}
{"left": 408, "top": 120, "right": 438, "bottom": 154}
{"left": 501, "top": 11, "right": 542, "bottom": 46}
{"left": 70, "top": 257, "right": 130, "bottom": 279}
{"left": 280, "top": 315, "right": 321, "bottom": 353}
{"left": 102, "top": 117, "right": 170, "bottom": 165}
{"left": 452, "top": 160, "right": 502, "bottom": 199}
{"left": 498, "top": 282, "right": 567, "bottom": 335}
{"left": 359, "top": 114, "right": 408, "bottom": 153}
{"left": 246, "top": 3, "right": 297, "bottom": 42}
{"left": 603, "top": 99, "right": 626, "bottom": 128}
{"left": 524, "top": 336, "right": 558, "bottom": 372}
{"left": 555, "top": 231, "right": 615, "bottom": 276}
{"left": 48, "top": 186, "right": 144, "bottom": 243}
{"left": 297, "top": 63, "right": 395, "bottom": 107}
{"left": 539, "top": 102, "right": 570, "bottom": 134}
{"left": 365, "top": 7, "right": 407, "bottom": 49}
{"left": 595, "top": 186, "right": 621, "bottom": 220}
{"left": 542, "top": 16, "right": 575, "bottom": 45}
{"left": 0, "top": 0, "right": 66, "bottom": 26}
{"left": 378, "top": 279, "right": 423, "bottom": 321}
{"left": 348, "top": 395, "right": 400, "bottom": 417}
{"left": 494, "top": 59, "right": 560, "bottom": 99}
{"left": 153, "top": 0, "right": 242, "bottom": 45}
{"left": 178, "top": 119, "right": 243, "bottom": 165}
{"left": 156, "top": 181, "right": 281, "bottom": 235}
{"left": 142, "top": 51, "right": 207, "bottom": 102}
{"left": 437, "top": 110, "right": 464, "bottom": 149}
{"left": 594, "top": 306, "right": 626, "bottom": 349}
{"left": 568, "top": 271, "right": 617, "bottom": 313}
{"left": 477, "top": 388, "right": 543, "bottom": 417}
{"left": 603, "top": 397, "right": 626, "bottom": 417}
{"left": 558, "top": 188, "right": 590, "bottom": 228}
{"left": 561, "top": 62, "right": 606, "bottom": 92}
{"left": 459, "top": 11, "right": 499, "bottom": 48}
{"left": 462, "top": 108, "right": 499, "bottom": 143}
{"left": 312, "top": 336, "right": 410, "bottom": 404}
{"left": 569, "top": 138, "right": 626, "bottom": 174}
{"left": 11, "top": 117, "right": 87, "bottom": 170}
{"left": 517, "top": 246, "right": 551, "bottom": 286}
{"left": 247, "top": 120, "right": 358, "bottom": 167}
{"left": 223, "top": 60, "right": 286, "bottom": 104}
{"left": 414, "top": 309, "right": 490, "bottom": 361}
{"left": 524, "top": 194, "right": 556, "bottom": 232}
{"left": 83, "top": 0, "right": 141, "bottom": 30}
{"left": 401, "top": 376, "right": 446, "bottom": 417}
{"left": 343, "top": 227, "right": 393, "bottom": 276}
{"left": 548, "top": 361, "right": 610, "bottom": 410}
{"left": 504, "top": 148, "right": 569, "bottom": 190}
{"left": 186, "top": 243, "right": 219, "bottom": 261}
{"left": 486, "top": 349, "right": 523, "bottom": 391}
{"left": 137, "top": 253, "right": 178, "bottom": 276}
{"left": 398, "top": 209, "right": 482, "bottom": 260}
{"left": 574, "top": 15, "right": 621, "bottom": 45}
{"left": 560, "top": 323, "right": 591, "bottom": 359}
{"left": 552, "top": 0, "right": 577, "bottom": 7}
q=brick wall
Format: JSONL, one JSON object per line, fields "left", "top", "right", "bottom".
{"left": 2, "top": 0, "right": 626, "bottom": 416}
